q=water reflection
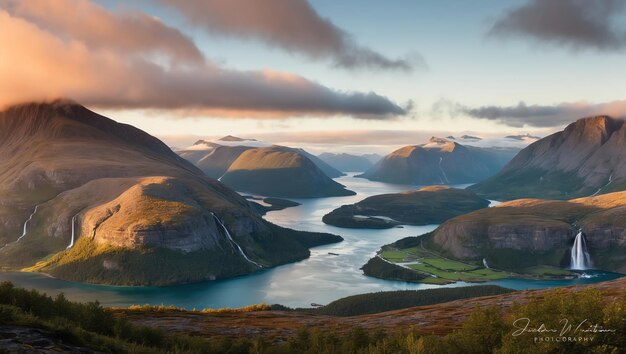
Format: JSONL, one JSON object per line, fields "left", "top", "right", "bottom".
{"left": 0, "top": 174, "right": 620, "bottom": 309}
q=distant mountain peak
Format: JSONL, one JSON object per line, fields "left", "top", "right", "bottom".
{"left": 504, "top": 133, "right": 541, "bottom": 141}
{"left": 565, "top": 115, "right": 621, "bottom": 136}
{"left": 219, "top": 135, "right": 257, "bottom": 142}
{"left": 460, "top": 134, "right": 482, "bottom": 141}
{"left": 471, "top": 115, "right": 626, "bottom": 200}
{"left": 421, "top": 137, "right": 457, "bottom": 151}
{"left": 427, "top": 136, "right": 452, "bottom": 144}
{"left": 358, "top": 139, "right": 514, "bottom": 185}
{"left": 186, "top": 139, "right": 221, "bottom": 151}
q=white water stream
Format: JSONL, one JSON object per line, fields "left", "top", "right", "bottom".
{"left": 211, "top": 212, "right": 263, "bottom": 268}
{"left": 66, "top": 214, "right": 78, "bottom": 249}
{"left": 570, "top": 230, "right": 592, "bottom": 270}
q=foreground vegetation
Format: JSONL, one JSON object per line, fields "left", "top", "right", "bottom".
{"left": 272, "top": 286, "right": 513, "bottom": 316}
{"left": 270, "top": 287, "right": 626, "bottom": 354}
{"left": 2, "top": 281, "right": 625, "bottom": 353}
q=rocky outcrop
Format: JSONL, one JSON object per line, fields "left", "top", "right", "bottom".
{"left": 0, "top": 325, "right": 96, "bottom": 353}
{"left": 82, "top": 177, "right": 225, "bottom": 252}
{"left": 426, "top": 191, "right": 626, "bottom": 272}
{"left": 471, "top": 116, "right": 626, "bottom": 200}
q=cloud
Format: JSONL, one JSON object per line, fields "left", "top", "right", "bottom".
{"left": 488, "top": 0, "right": 626, "bottom": 51}
{"left": 0, "top": 2, "right": 404, "bottom": 118}
{"left": 159, "top": 0, "right": 417, "bottom": 71}
{"left": 456, "top": 100, "right": 626, "bottom": 128}
{"left": 158, "top": 130, "right": 533, "bottom": 156}
{"left": 1, "top": 0, "right": 204, "bottom": 65}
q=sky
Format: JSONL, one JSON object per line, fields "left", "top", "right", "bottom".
{"left": 1, "top": 0, "right": 626, "bottom": 153}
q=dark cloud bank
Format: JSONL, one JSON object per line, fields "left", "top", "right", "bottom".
{"left": 489, "top": 0, "right": 626, "bottom": 51}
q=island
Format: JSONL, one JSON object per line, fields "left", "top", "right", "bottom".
{"left": 322, "top": 186, "right": 490, "bottom": 229}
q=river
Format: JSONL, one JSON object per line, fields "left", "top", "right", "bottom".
{"left": 0, "top": 173, "right": 621, "bottom": 309}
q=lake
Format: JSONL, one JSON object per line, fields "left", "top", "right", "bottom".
{"left": 0, "top": 174, "right": 621, "bottom": 309}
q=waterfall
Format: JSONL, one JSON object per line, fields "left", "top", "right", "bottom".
{"left": 16, "top": 205, "right": 39, "bottom": 242}
{"left": 67, "top": 214, "right": 78, "bottom": 249}
{"left": 438, "top": 157, "right": 450, "bottom": 184}
{"left": 211, "top": 213, "right": 262, "bottom": 268}
{"left": 591, "top": 174, "right": 613, "bottom": 197}
{"left": 0, "top": 205, "right": 41, "bottom": 251}
{"left": 570, "top": 230, "right": 592, "bottom": 270}
{"left": 483, "top": 258, "right": 489, "bottom": 269}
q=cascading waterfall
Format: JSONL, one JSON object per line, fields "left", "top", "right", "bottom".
{"left": 16, "top": 205, "right": 39, "bottom": 242}
{"left": 570, "top": 230, "right": 592, "bottom": 270}
{"left": 67, "top": 214, "right": 78, "bottom": 249}
{"left": 591, "top": 174, "right": 613, "bottom": 197}
{"left": 0, "top": 205, "right": 40, "bottom": 251}
{"left": 211, "top": 212, "right": 262, "bottom": 268}
{"left": 438, "top": 157, "right": 450, "bottom": 184}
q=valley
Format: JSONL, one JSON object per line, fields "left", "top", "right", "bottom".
{"left": 0, "top": 102, "right": 624, "bottom": 313}
{"left": 0, "top": 102, "right": 342, "bottom": 286}
{"left": 3, "top": 1, "right": 625, "bottom": 351}
{"left": 0, "top": 173, "right": 621, "bottom": 309}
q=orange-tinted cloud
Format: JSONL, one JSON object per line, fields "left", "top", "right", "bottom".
{"left": 2, "top": 0, "right": 204, "bottom": 65}
{"left": 0, "top": 2, "right": 405, "bottom": 118}
{"left": 159, "top": 0, "right": 417, "bottom": 71}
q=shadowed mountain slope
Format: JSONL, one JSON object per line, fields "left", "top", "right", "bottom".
{"left": 471, "top": 116, "right": 626, "bottom": 200}
{"left": 220, "top": 146, "right": 355, "bottom": 198}
{"left": 0, "top": 100, "right": 341, "bottom": 285}
{"left": 357, "top": 137, "right": 515, "bottom": 185}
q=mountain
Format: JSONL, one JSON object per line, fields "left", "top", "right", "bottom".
{"left": 322, "top": 186, "right": 489, "bottom": 229}
{"left": 0, "top": 100, "right": 341, "bottom": 285}
{"left": 361, "top": 153, "right": 383, "bottom": 164}
{"left": 504, "top": 133, "right": 541, "bottom": 141}
{"left": 178, "top": 144, "right": 252, "bottom": 179}
{"left": 317, "top": 153, "right": 373, "bottom": 172}
{"left": 178, "top": 141, "right": 344, "bottom": 180}
{"left": 293, "top": 148, "right": 344, "bottom": 178}
{"left": 220, "top": 146, "right": 355, "bottom": 198}
{"left": 471, "top": 116, "right": 626, "bottom": 200}
{"left": 422, "top": 190, "right": 626, "bottom": 273}
{"left": 357, "top": 137, "right": 515, "bottom": 185}
{"left": 446, "top": 135, "right": 482, "bottom": 141}
{"left": 218, "top": 135, "right": 257, "bottom": 142}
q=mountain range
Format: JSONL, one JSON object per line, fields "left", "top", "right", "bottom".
{"left": 471, "top": 116, "right": 626, "bottom": 200}
{"left": 357, "top": 137, "right": 516, "bottom": 185}
{"left": 177, "top": 139, "right": 351, "bottom": 198}
{"left": 317, "top": 152, "right": 375, "bottom": 172}
{"left": 0, "top": 100, "right": 341, "bottom": 285}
